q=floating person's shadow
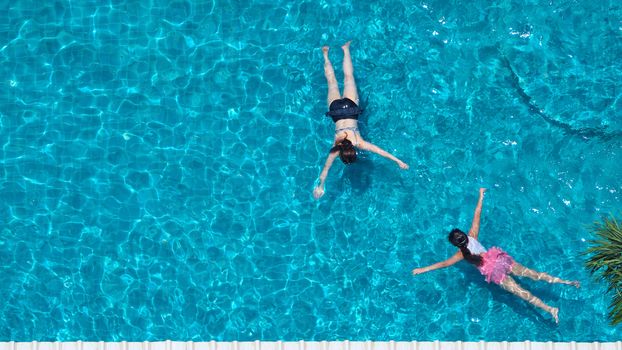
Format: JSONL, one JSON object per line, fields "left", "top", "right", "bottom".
{"left": 335, "top": 156, "right": 374, "bottom": 195}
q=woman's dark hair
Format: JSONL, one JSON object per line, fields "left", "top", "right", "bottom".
{"left": 330, "top": 138, "right": 357, "bottom": 164}
{"left": 448, "top": 228, "right": 483, "bottom": 266}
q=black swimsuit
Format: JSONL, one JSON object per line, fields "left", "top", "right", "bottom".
{"left": 325, "top": 98, "right": 363, "bottom": 122}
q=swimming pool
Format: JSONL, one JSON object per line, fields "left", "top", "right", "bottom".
{"left": 0, "top": 0, "right": 621, "bottom": 342}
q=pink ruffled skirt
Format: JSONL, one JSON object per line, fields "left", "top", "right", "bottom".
{"left": 477, "top": 247, "right": 515, "bottom": 284}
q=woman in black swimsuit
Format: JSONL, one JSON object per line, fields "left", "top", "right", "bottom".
{"left": 313, "top": 41, "right": 409, "bottom": 200}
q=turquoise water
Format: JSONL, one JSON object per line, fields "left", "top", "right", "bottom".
{"left": 1, "top": 0, "right": 621, "bottom": 342}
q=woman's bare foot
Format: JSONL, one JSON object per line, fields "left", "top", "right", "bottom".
{"left": 561, "top": 280, "right": 581, "bottom": 288}
{"left": 550, "top": 307, "right": 559, "bottom": 324}
{"left": 322, "top": 46, "right": 330, "bottom": 57}
{"left": 570, "top": 280, "right": 581, "bottom": 288}
{"left": 341, "top": 41, "right": 352, "bottom": 51}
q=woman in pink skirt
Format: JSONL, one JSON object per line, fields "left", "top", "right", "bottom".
{"left": 411, "top": 188, "right": 580, "bottom": 323}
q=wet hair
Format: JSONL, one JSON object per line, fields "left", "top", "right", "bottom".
{"left": 330, "top": 138, "right": 357, "bottom": 164}
{"left": 448, "top": 228, "right": 483, "bottom": 266}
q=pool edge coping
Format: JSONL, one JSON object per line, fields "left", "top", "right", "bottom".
{"left": 1, "top": 341, "right": 621, "bottom": 350}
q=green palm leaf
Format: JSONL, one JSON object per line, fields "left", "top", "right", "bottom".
{"left": 583, "top": 216, "right": 622, "bottom": 326}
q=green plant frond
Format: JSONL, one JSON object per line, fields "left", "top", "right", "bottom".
{"left": 607, "top": 269, "right": 622, "bottom": 278}
{"left": 596, "top": 226, "right": 622, "bottom": 236}
{"left": 584, "top": 215, "right": 622, "bottom": 326}
{"left": 608, "top": 276, "right": 622, "bottom": 288}
{"left": 605, "top": 217, "right": 622, "bottom": 231}
{"left": 592, "top": 216, "right": 622, "bottom": 232}
{"left": 602, "top": 272, "right": 622, "bottom": 282}
{"left": 596, "top": 260, "right": 622, "bottom": 268}
{"left": 592, "top": 238, "right": 622, "bottom": 246}
{"left": 606, "top": 284, "right": 621, "bottom": 294}
{"left": 589, "top": 247, "right": 622, "bottom": 260}
{"left": 610, "top": 291, "right": 622, "bottom": 325}
{"left": 597, "top": 219, "right": 622, "bottom": 237}
{"left": 604, "top": 239, "right": 622, "bottom": 245}
{"left": 587, "top": 253, "right": 618, "bottom": 262}
{"left": 585, "top": 245, "right": 622, "bottom": 257}
{"left": 601, "top": 221, "right": 622, "bottom": 234}
{"left": 612, "top": 293, "right": 622, "bottom": 311}
{"left": 586, "top": 260, "right": 622, "bottom": 276}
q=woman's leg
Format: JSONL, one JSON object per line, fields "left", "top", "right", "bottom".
{"left": 499, "top": 276, "right": 559, "bottom": 323}
{"left": 512, "top": 263, "right": 580, "bottom": 287}
{"left": 323, "top": 46, "right": 341, "bottom": 108}
{"left": 340, "top": 41, "right": 359, "bottom": 105}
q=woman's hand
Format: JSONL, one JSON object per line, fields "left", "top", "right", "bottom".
{"left": 411, "top": 268, "right": 427, "bottom": 275}
{"left": 479, "top": 187, "right": 487, "bottom": 196}
{"left": 397, "top": 160, "right": 409, "bottom": 170}
{"left": 313, "top": 186, "right": 325, "bottom": 200}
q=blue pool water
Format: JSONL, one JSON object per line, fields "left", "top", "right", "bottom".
{"left": 1, "top": 0, "right": 621, "bottom": 342}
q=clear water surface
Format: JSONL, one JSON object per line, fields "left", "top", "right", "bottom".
{"left": 0, "top": 0, "right": 621, "bottom": 342}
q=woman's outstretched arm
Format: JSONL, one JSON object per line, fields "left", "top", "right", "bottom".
{"left": 468, "top": 188, "right": 486, "bottom": 239}
{"left": 412, "top": 251, "right": 463, "bottom": 275}
{"left": 358, "top": 140, "right": 409, "bottom": 169}
{"left": 313, "top": 151, "right": 339, "bottom": 199}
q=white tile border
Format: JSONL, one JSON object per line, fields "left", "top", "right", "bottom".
{"left": 0, "top": 341, "right": 620, "bottom": 350}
